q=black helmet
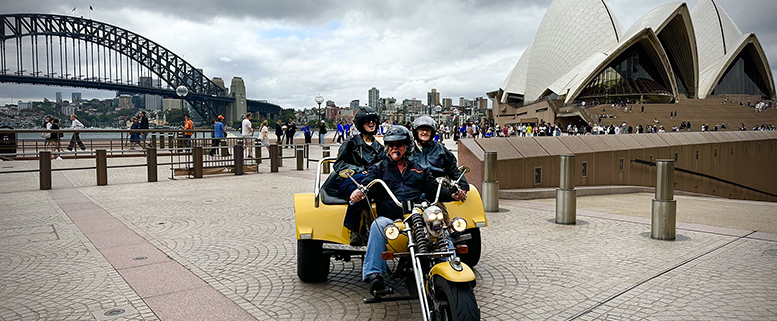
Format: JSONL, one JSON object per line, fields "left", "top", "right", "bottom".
{"left": 354, "top": 107, "right": 379, "bottom": 135}
{"left": 383, "top": 125, "right": 413, "bottom": 156}
{"left": 412, "top": 115, "right": 437, "bottom": 142}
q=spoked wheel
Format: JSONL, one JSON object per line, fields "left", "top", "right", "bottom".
{"left": 432, "top": 276, "right": 480, "bottom": 321}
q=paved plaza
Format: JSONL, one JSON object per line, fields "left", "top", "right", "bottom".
{"left": 0, "top": 142, "right": 776, "bottom": 320}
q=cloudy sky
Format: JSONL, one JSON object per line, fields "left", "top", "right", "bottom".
{"left": 1, "top": 0, "right": 775, "bottom": 109}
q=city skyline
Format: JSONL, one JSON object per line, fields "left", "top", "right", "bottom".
{"left": 0, "top": 0, "right": 775, "bottom": 110}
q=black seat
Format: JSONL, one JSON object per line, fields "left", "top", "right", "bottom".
{"left": 320, "top": 173, "right": 349, "bottom": 205}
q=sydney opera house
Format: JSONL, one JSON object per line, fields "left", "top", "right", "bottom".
{"left": 492, "top": 0, "right": 774, "bottom": 124}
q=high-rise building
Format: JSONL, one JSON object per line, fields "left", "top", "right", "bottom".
{"left": 162, "top": 99, "right": 183, "bottom": 111}
{"left": 56, "top": 92, "right": 62, "bottom": 103}
{"left": 118, "top": 95, "right": 133, "bottom": 109}
{"left": 427, "top": 89, "right": 440, "bottom": 109}
{"left": 350, "top": 100, "right": 360, "bottom": 109}
{"left": 442, "top": 97, "right": 452, "bottom": 109}
{"left": 475, "top": 97, "right": 488, "bottom": 110}
{"left": 72, "top": 92, "right": 82, "bottom": 103}
{"left": 61, "top": 105, "right": 76, "bottom": 116}
{"left": 368, "top": 87, "right": 380, "bottom": 110}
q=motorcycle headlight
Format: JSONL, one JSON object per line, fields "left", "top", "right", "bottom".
{"left": 451, "top": 217, "right": 467, "bottom": 233}
{"left": 384, "top": 224, "right": 400, "bottom": 240}
{"left": 423, "top": 206, "right": 443, "bottom": 223}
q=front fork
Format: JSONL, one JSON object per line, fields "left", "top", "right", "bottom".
{"left": 407, "top": 223, "right": 432, "bottom": 321}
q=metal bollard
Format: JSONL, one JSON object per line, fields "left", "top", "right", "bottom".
{"left": 278, "top": 143, "right": 283, "bottom": 167}
{"left": 96, "top": 149, "right": 107, "bottom": 186}
{"left": 147, "top": 147, "right": 157, "bottom": 182}
{"left": 296, "top": 145, "right": 304, "bottom": 170}
{"left": 482, "top": 151, "right": 499, "bottom": 212}
{"left": 304, "top": 144, "right": 310, "bottom": 169}
{"left": 220, "top": 140, "right": 229, "bottom": 157}
{"left": 159, "top": 134, "right": 165, "bottom": 149}
{"left": 255, "top": 146, "right": 262, "bottom": 165}
{"left": 651, "top": 160, "right": 676, "bottom": 240}
{"left": 322, "top": 146, "right": 331, "bottom": 175}
{"left": 555, "top": 155, "right": 577, "bottom": 224}
{"left": 150, "top": 133, "right": 157, "bottom": 148}
{"left": 193, "top": 146, "right": 203, "bottom": 178}
{"left": 235, "top": 141, "right": 244, "bottom": 175}
{"left": 270, "top": 144, "right": 279, "bottom": 172}
{"left": 39, "top": 151, "right": 51, "bottom": 190}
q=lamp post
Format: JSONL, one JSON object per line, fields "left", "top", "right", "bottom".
{"left": 435, "top": 105, "right": 442, "bottom": 123}
{"left": 176, "top": 85, "right": 188, "bottom": 126}
{"left": 315, "top": 94, "right": 324, "bottom": 122}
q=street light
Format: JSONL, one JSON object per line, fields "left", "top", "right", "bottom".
{"left": 435, "top": 105, "right": 442, "bottom": 123}
{"left": 315, "top": 94, "right": 324, "bottom": 122}
{"left": 176, "top": 85, "right": 188, "bottom": 126}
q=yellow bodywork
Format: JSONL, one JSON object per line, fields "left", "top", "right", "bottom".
{"left": 429, "top": 261, "right": 476, "bottom": 282}
{"left": 294, "top": 184, "right": 488, "bottom": 243}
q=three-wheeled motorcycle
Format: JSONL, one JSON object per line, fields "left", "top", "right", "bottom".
{"left": 294, "top": 157, "right": 488, "bottom": 320}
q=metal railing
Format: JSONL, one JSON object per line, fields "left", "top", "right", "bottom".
{"left": 632, "top": 159, "right": 777, "bottom": 199}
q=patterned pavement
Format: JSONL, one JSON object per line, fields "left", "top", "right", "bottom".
{"left": 0, "top": 147, "right": 775, "bottom": 320}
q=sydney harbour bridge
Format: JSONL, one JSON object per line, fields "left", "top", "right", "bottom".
{"left": 0, "top": 13, "right": 281, "bottom": 122}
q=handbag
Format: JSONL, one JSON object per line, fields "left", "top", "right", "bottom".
{"left": 41, "top": 132, "right": 51, "bottom": 138}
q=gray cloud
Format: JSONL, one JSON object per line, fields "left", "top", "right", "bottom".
{"left": 1, "top": 0, "right": 774, "bottom": 109}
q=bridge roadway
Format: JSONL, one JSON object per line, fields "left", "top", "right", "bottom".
{"left": 0, "top": 140, "right": 775, "bottom": 320}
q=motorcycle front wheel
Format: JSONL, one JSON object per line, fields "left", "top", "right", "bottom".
{"left": 432, "top": 275, "right": 480, "bottom": 321}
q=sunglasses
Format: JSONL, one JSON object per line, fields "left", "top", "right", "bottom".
{"left": 386, "top": 142, "right": 404, "bottom": 148}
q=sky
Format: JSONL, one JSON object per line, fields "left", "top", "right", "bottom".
{"left": 1, "top": 0, "right": 775, "bottom": 110}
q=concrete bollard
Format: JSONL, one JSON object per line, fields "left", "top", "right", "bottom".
{"left": 270, "top": 144, "right": 279, "bottom": 172}
{"left": 482, "top": 151, "right": 499, "bottom": 212}
{"left": 296, "top": 145, "right": 304, "bottom": 170}
{"left": 234, "top": 141, "right": 244, "bottom": 175}
{"left": 555, "top": 155, "right": 577, "bottom": 224}
{"left": 96, "top": 149, "right": 107, "bottom": 186}
{"left": 651, "top": 160, "right": 676, "bottom": 240}
{"left": 322, "top": 146, "right": 331, "bottom": 175}
{"left": 147, "top": 147, "right": 157, "bottom": 182}
{"left": 39, "top": 151, "right": 51, "bottom": 190}
{"left": 193, "top": 146, "right": 203, "bottom": 178}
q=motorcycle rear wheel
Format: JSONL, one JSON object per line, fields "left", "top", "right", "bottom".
{"left": 297, "top": 240, "right": 330, "bottom": 282}
{"left": 433, "top": 276, "right": 480, "bottom": 321}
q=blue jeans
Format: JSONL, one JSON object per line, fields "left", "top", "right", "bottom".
{"left": 362, "top": 216, "right": 456, "bottom": 281}
{"left": 363, "top": 216, "right": 392, "bottom": 280}
{"left": 319, "top": 133, "right": 325, "bottom": 145}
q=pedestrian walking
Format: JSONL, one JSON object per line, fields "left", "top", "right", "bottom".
{"left": 259, "top": 120, "right": 270, "bottom": 153}
{"left": 67, "top": 114, "right": 86, "bottom": 151}
{"left": 139, "top": 111, "right": 149, "bottom": 148}
{"left": 130, "top": 117, "right": 142, "bottom": 149}
{"left": 49, "top": 118, "right": 63, "bottom": 159}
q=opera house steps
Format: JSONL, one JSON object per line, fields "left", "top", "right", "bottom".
{"left": 596, "top": 97, "right": 777, "bottom": 130}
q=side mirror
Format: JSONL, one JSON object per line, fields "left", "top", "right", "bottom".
{"left": 458, "top": 166, "right": 470, "bottom": 175}
{"left": 339, "top": 169, "right": 355, "bottom": 178}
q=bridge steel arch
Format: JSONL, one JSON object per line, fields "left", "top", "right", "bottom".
{"left": 0, "top": 14, "right": 242, "bottom": 119}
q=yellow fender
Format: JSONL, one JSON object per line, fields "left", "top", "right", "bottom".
{"left": 429, "top": 261, "right": 476, "bottom": 283}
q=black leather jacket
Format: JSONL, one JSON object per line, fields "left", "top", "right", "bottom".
{"left": 333, "top": 134, "right": 384, "bottom": 174}
{"left": 364, "top": 158, "right": 452, "bottom": 221}
{"left": 410, "top": 140, "right": 469, "bottom": 191}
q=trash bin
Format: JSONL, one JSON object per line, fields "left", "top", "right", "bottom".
{"left": 0, "top": 126, "right": 16, "bottom": 156}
